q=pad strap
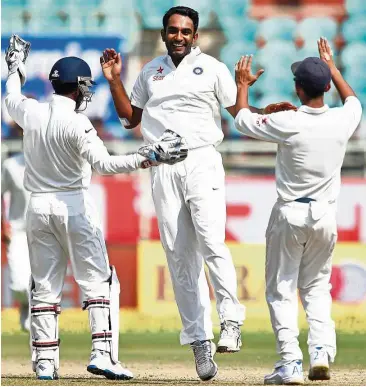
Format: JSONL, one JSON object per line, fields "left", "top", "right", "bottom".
{"left": 31, "top": 305, "right": 61, "bottom": 315}
{"left": 82, "top": 298, "right": 110, "bottom": 310}
{"left": 32, "top": 338, "right": 60, "bottom": 350}
{"left": 92, "top": 331, "right": 113, "bottom": 342}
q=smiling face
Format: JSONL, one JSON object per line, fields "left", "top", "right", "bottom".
{"left": 161, "top": 13, "right": 198, "bottom": 63}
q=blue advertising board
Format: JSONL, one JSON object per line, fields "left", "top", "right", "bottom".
{"left": 1, "top": 35, "right": 128, "bottom": 138}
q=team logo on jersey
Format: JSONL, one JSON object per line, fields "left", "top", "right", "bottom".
{"left": 193, "top": 67, "right": 203, "bottom": 75}
{"left": 51, "top": 69, "right": 59, "bottom": 78}
{"left": 153, "top": 66, "right": 165, "bottom": 81}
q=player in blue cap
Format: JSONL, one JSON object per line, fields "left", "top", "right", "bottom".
{"left": 234, "top": 37, "right": 362, "bottom": 384}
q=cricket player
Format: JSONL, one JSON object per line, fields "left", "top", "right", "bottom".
{"left": 2, "top": 141, "right": 31, "bottom": 331}
{"left": 234, "top": 37, "right": 362, "bottom": 385}
{"left": 4, "top": 34, "right": 187, "bottom": 381}
{"left": 100, "top": 6, "right": 296, "bottom": 381}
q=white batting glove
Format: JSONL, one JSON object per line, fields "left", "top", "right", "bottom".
{"left": 5, "top": 34, "right": 31, "bottom": 86}
{"left": 138, "top": 130, "right": 188, "bottom": 166}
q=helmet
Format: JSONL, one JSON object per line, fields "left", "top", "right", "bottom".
{"left": 49, "top": 56, "right": 95, "bottom": 111}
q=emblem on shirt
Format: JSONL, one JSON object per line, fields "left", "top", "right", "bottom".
{"left": 193, "top": 67, "right": 203, "bottom": 75}
{"left": 256, "top": 116, "right": 268, "bottom": 126}
{"left": 153, "top": 66, "right": 165, "bottom": 81}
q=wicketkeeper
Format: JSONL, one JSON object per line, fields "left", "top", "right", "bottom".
{"left": 4, "top": 34, "right": 188, "bottom": 381}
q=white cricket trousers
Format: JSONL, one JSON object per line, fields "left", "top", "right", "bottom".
{"left": 7, "top": 229, "right": 31, "bottom": 303}
{"left": 265, "top": 199, "right": 337, "bottom": 367}
{"left": 26, "top": 189, "right": 111, "bottom": 305}
{"left": 151, "top": 145, "right": 244, "bottom": 345}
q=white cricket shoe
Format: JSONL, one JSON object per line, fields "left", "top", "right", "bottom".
{"left": 36, "top": 359, "right": 58, "bottom": 380}
{"left": 190, "top": 340, "right": 218, "bottom": 381}
{"left": 308, "top": 346, "right": 330, "bottom": 381}
{"left": 217, "top": 320, "right": 242, "bottom": 353}
{"left": 264, "top": 360, "right": 304, "bottom": 385}
{"left": 87, "top": 350, "right": 133, "bottom": 380}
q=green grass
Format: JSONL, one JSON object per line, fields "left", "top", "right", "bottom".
{"left": 2, "top": 330, "right": 366, "bottom": 368}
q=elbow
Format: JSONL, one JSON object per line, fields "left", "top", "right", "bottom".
{"left": 92, "top": 161, "right": 112, "bottom": 175}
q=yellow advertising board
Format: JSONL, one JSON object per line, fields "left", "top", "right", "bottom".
{"left": 138, "top": 241, "right": 366, "bottom": 332}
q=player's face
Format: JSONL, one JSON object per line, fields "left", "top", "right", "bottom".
{"left": 162, "top": 14, "right": 198, "bottom": 60}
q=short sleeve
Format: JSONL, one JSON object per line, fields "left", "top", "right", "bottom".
{"left": 130, "top": 70, "right": 149, "bottom": 109}
{"left": 235, "top": 108, "right": 295, "bottom": 143}
{"left": 342, "top": 96, "right": 363, "bottom": 139}
{"left": 214, "top": 62, "right": 237, "bottom": 108}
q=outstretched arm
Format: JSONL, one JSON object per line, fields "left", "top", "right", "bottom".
{"left": 318, "top": 37, "right": 356, "bottom": 104}
{"left": 101, "top": 49, "right": 143, "bottom": 128}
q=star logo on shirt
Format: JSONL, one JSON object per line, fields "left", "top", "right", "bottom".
{"left": 156, "top": 66, "right": 164, "bottom": 74}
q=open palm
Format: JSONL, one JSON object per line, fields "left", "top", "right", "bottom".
{"left": 100, "top": 48, "right": 122, "bottom": 81}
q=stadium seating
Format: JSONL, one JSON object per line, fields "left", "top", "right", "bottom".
{"left": 340, "top": 42, "right": 366, "bottom": 72}
{"left": 220, "top": 17, "right": 258, "bottom": 45}
{"left": 342, "top": 16, "right": 366, "bottom": 43}
{"left": 216, "top": 0, "right": 250, "bottom": 19}
{"left": 82, "top": 0, "right": 141, "bottom": 52}
{"left": 257, "top": 69, "right": 295, "bottom": 96}
{"left": 137, "top": 0, "right": 174, "bottom": 29}
{"left": 256, "top": 40, "right": 297, "bottom": 69}
{"left": 173, "top": 0, "right": 212, "bottom": 28}
{"left": 220, "top": 41, "right": 257, "bottom": 74}
{"left": 296, "top": 17, "right": 338, "bottom": 44}
{"left": 345, "top": 0, "right": 366, "bottom": 17}
{"left": 256, "top": 16, "right": 297, "bottom": 42}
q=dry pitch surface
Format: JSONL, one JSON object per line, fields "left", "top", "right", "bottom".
{"left": 2, "top": 361, "right": 366, "bottom": 386}
{"left": 2, "top": 318, "right": 366, "bottom": 386}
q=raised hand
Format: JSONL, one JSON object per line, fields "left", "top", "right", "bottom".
{"left": 100, "top": 48, "right": 122, "bottom": 82}
{"left": 317, "top": 37, "right": 335, "bottom": 70}
{"left": 235, "top": 55, "right": 264, "bottom": 87}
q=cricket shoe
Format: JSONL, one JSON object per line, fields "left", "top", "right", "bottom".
{"left": 217, "top": 320, "right": 242, "bottom": 353}
{"left": 36, "top": 359, "right": 58, "bottom": 380}
{"left": 264, "top": 360, "right": 304, "bottom": 385}
{"left": 190, "top": 340, "right": 218, "bottom": 381}
{"left": 308, "top": 346, "right": 330, "bottom": 381}
{"left": 87, "top": 350, "right": 133, "bottom": 380}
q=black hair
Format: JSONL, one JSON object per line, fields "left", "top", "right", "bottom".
{"left": 295, "top": 80, "right": 324, "bottom": 99}
{"left": 163, "top": 6, "right": 199, "bottom": 33}
{"left": 51, "top": 81, "right": 78, "bottom": 95}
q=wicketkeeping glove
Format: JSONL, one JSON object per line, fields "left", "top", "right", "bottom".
{"left": 263, "top": 101, "right": 298, "bottom": 114}
{"left": 5, "top": 34, "right": 31, "bottom": 86}
{"left": 137, "top": 130, "right": 188, "bottom": 165}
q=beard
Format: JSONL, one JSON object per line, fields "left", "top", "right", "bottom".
{"left": 166, "top": 41, "right": 193, "bottom": 61}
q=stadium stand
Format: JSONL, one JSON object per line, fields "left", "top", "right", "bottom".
{"left": 256, "top": 16, "right": 297, "bottom": 43}
{"left": 1, "top": 0, "right": 366, "bottom": 172}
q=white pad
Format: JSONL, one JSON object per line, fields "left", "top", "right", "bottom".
{"left": 83, "top": 266, "right": 120, "bottom": 364}
{"left": 29, "top": 277, "right": 60, "bottom": 371}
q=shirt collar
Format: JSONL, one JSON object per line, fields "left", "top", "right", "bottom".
{"left": 298, "top": 104, "right": 329, "bottom": 114}
{"left": 51, "top": 94, "right": 76, "bottom": 110}
{"left": 165, "top": 46, "right": 201, "bottom": 68}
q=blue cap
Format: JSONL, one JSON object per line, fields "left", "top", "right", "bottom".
{"left": 49, "top": 56, "right": 94, "bottom": 83}
{"left": 291, "top": 57, "right": 331, "bottom": 91}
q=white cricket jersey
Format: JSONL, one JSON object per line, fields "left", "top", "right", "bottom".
{"left": 1, "top": 153, "right": 30, "bottom": 231}
{"left": 235, "top": 96, "right": 362, "bottom": 202}
{"left": 5, "top": 72, "right": 143, "bottom": 193}
{"left": 130, "top": 46, "right": 237, "bottom": 149}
